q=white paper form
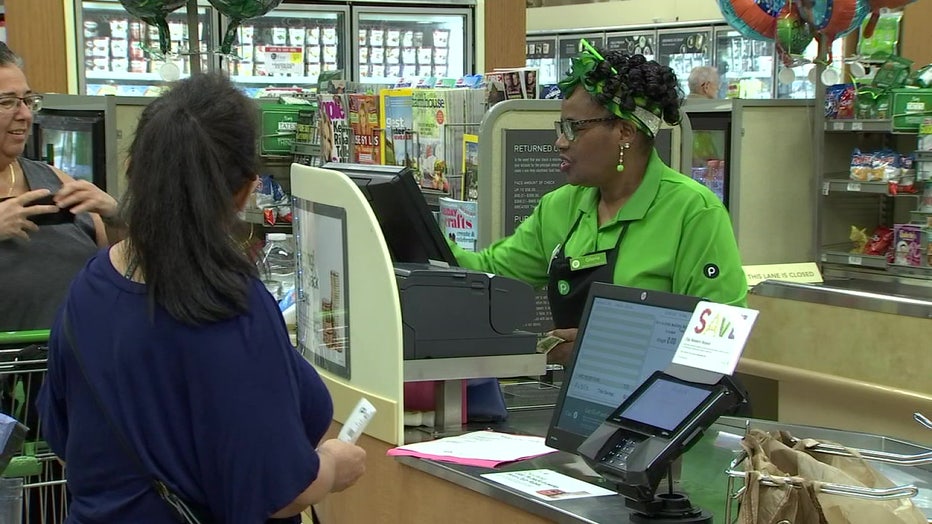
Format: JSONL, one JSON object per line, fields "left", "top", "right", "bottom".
{"left": 387, "top": 431, "right": 557, "bottom": 464}
{"left": 481, "top": 469, "right": 616, "bottom": 501}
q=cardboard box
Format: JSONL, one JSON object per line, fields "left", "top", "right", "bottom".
{"left": 891, "top": 88, "right": 932, "bottom": 132}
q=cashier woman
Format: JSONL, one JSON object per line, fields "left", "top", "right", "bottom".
{"left": 449, "top": 43, "right": 746, "bottom": 364}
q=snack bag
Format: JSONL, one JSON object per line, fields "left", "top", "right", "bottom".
{"left": 849, "top": 148, "right": 873, "bottom": 181}
{"left": 836, "top": 84, "right": 857, "bottom": 119}
{"left": 871, "top": 149, "right": 900, "bottom": 182}
{"left": 872, "top": 56, "right": 913, "bottom": 90}
{"left": 864, "top": 225, "right": 894, "bottom": 256}
{"left": 825, "top": 84, "right": 846, "bottom": 118}
{"left": 858, "top": 11, "right": 903, "bottom": 58}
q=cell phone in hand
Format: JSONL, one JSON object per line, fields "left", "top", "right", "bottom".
{"left": 2, "top": 194, "right": 77, "bottom": 226}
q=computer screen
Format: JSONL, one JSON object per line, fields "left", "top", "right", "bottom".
{"left": 324, "top": 162, "right": 457, "bottom": 266}
{"left": 545, "top": 283, "right": 701, "bottom": 453}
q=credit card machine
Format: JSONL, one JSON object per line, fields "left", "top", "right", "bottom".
{"left": 577, "top": 370, "right": 743, "bottom": 505}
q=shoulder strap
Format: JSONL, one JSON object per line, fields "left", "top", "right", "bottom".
{"left": 61, "top": 307, "right": 209, "bottom": 523}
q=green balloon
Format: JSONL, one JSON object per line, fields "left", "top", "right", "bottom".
{"left": 776, "top": 14, "right": 813, "bottom": 56}
{"left": 119, "top": 0, "right": 187, "bottom": 55}
{"left": 208, "top": 0, "right": 284, "bottom": 55}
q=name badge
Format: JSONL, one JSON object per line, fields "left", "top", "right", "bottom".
{"left": 569, "top": 252, "right": 607, "bottom": 271}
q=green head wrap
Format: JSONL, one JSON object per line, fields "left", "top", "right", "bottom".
{"left": 557, "top": 39, "right": 667, "bottom": 138}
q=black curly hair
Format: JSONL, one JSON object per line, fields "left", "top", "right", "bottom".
{"left": 588, "top": 49, "right": 682, "bottom": 127}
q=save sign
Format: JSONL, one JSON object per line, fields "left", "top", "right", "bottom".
{"left": 672, "top": 302, "right": 759, "bottom": 375}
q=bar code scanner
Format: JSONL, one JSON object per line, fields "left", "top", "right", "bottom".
{"left": 576, "top": 366, "right": 745, "bottom": 523}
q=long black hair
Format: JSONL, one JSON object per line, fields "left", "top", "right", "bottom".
{"left": 122, "top": 73, "right": 259, "bottom": 325}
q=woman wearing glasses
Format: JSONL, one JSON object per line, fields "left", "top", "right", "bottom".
{"left": 0, "top": 42, "right": 119, "bottom": 331}
{"left": 450, "top": 46, "right": 746, "bottom": 364}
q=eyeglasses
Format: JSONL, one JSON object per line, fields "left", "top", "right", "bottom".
{"left": 0, "top": 94, "right": 43, "bottom": 113}
{"left": 554, "top": 117, "right": 616, "bottom": 142}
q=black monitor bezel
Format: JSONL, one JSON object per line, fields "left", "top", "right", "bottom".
{"left": 545, "top": 282, "right": 702, "bottom": 454}
{"left": 606, "top": 371, "right": 721, "bottom": 439}
{"left": 324, "top": 162, "right": 457, "bottom": 266}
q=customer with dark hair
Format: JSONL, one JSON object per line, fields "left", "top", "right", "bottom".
{"left": 0, "top": 41, "right": 119, "bottom": 331}
{"left": 450, "top": 43, "right": 746, "bottom": 364}
{"left": 37, "top": 73, "right": 366, "bottom": 523}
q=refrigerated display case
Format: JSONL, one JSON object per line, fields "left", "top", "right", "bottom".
{"left": 657, "top": 28, "right": 713, "bottom": 97}
{"left": 684, "top": 111, "right": 730, "bottom": 206}
{"left": 526, "top": 36, "right": 558, "bottom": 87}
{"left": 352, "top": 6, "right": 472, "bottom": 84}
{"left": 77, "top": 1, "right": 214, "bottom": 96}
{"left": 714, "top": 28, "right": 774, "bottom": 99}
{"left": 605, "top": 31, "right": 656, "bottom": 62}
{"left": 223, "top": 4, "right": 349, "bottom": 97}
{"left": 23, "top": 95, "right": 116, "bottom": 193}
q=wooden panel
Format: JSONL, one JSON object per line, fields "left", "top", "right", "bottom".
{"left": 483, "top": 0, "right": 526, "bottom": 71}
{"left": 315, "top": 423, "right": 549, "bottom": 523}
{"left": 901, "top": 0, "right": 932, "bottom": 67}
{"left": 5, "top": 0, "right": 69, "bottom": 93}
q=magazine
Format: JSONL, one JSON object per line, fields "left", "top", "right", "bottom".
{"left": 348, "top": 93, "right": 381, "bottom": 164}
{"left": 317, "top": 93, "right": 350, "bottom": 163}
{"left": 439, "top": 197, "right": 478, "bottom": 252}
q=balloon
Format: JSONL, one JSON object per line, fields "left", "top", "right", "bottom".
{"left": 775, "top": 7, "right": 814, "bottom": 55}
{"left": 208, "top": 0, "right": 284, "bottom": 55}
{"left": 717, "top": 0, "right": 788, "bottom": 40}
{"left": 794, "top": 0, "right": 871, "bottom": 38}
{"left": 119, "top": 0, "right": 187, "bottom": 55}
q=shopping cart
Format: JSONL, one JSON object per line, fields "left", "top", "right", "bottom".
{"left": 0, "top": 330, "right": 69, "bottom": 524}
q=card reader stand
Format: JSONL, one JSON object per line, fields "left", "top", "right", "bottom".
{"left": 577, "top": 364, "right": 746, "bottom": 523}
{"left": 404, "top": 353, "right": 547, "bottom": 432}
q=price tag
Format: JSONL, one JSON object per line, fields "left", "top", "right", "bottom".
{"left": 833, "top": 122, "right": 844, "bottom": 130}
{"left": 822, "top": 181, "right": 830, "bottom": 195}
{"left": 848, "top": 256, "right": 863, "bottom": 266}
{"left": 851, "top": 122, "right": 863, "bottom": 131}
{"left": 846, "top": 182, "right": 861, "bottom": 192}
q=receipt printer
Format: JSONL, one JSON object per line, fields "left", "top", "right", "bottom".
{"left": 394, "top": 263, "right": 536, "bottom": 360}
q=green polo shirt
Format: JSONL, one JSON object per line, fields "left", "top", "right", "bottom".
{"left": 451, "top": 149, "right": 747, "bottom": 306}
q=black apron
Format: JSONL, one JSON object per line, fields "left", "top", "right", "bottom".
{"left": 547, "top": 213, "right": 629, "bottom": 328}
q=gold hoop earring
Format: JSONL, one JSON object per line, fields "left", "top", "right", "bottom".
{"left": 616, "top": 142, "right": 631, "bottom": 172}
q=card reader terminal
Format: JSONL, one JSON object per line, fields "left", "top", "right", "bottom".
{"left": 577, "top": 370, "right": 744, "bottom": 522}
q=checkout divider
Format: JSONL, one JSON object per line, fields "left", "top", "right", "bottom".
{"left": 290, "top": 164, "right": 405, "bottom": 445}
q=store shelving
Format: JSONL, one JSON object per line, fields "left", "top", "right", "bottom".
{"left": 824, "top": 119, "right": 897, "bottom": 133}
{"left": 815, "top": 108, "right": 932, "bottom": 281}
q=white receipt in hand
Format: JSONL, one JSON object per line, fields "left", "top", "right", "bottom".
{"left": 337, "top": 398, "right": 377, "bottom": 444}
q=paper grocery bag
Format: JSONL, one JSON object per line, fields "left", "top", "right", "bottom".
{"left": 738, "top": 429, "right": 926, "bottom": 524}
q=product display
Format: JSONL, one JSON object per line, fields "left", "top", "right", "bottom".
{"left": 81, "top": 3, "right": 210, "bottom": 96}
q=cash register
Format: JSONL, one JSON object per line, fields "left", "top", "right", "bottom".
{"left": 325, "top": 162, "right": 536, "bottom": 360}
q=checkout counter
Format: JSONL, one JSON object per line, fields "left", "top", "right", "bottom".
{"left": 292, "top": 162, "right": 932, "bottom": 523}
{"left": 317, "top": 409, "right": 932, "bottom": 523}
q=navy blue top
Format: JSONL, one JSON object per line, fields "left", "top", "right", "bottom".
{"left": 37, "top": 249, "right": 334, "bottom": 523}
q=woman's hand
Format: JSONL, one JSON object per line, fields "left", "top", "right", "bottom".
{"left": 53, "top": 179, "right": 118, "bottom": 220}
{"left": 546, "top": 327, "right": 578, "bottom": 366}
{"left": 317, "top": 438, "right": 367, "bottom": 493}
{"left": 0, "top": 189, "right": 60, "bottom": 241}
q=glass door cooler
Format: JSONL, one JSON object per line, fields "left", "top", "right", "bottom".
{"left": 713, "top": 28, "right": 774, "bottom": 99}
{"left": 683, "top": 110, "right": 731, "bottom": 207}
{"left": 352, "top": 5, "right": 472, "bottom": 84}
{"left": 77, "top": 0, "right": 214, "bottom": 96}
{"left": 657, "top": 27, "right": 713, "bottom": 97}
{"left": 23, "top": 95, "right": 111, "bottom": 192}
{"left": 222, "top": 4, "right": 349, "bottom": 97}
